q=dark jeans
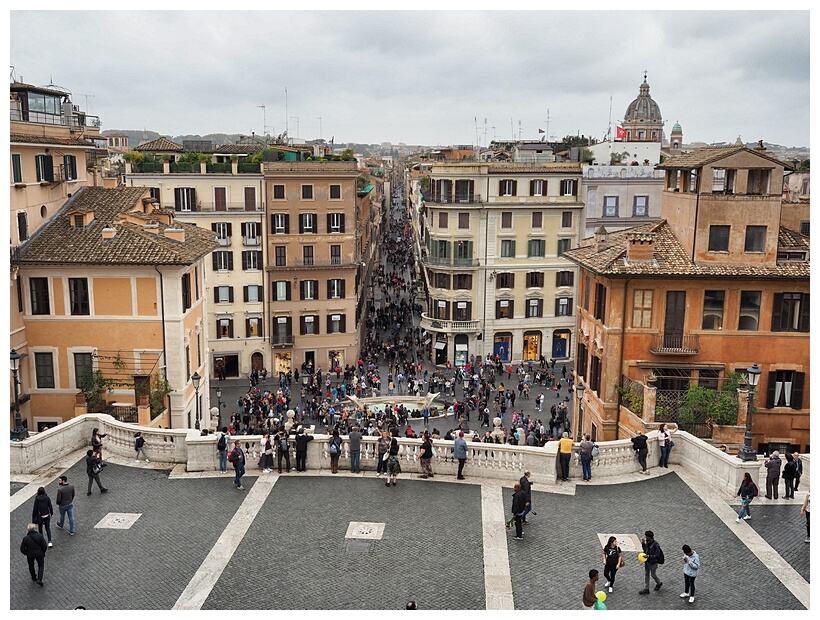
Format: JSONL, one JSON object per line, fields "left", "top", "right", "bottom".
{"left": 785, "top": 477, "right": 795, "bottom": 498}
{"left": 659, "top": 445, "right": 671, "bottom": 467}
{"left": 330, "top": 453, "right": 340, "bottom": 473}
{"left": 684, "top": 574, "right": 696, "bottom": 596}
{"left": 794, "top": 473, "right": 801, "bottom": 491}
{"left": 37, "top": 517, "right": 52, "bottom": 543}
{"left": 295, "top": 451, "right": 306, "bottom": 471}
{"left": 234, "top": 463, "right": 245, "bottom": 487}
{"left": 514, "top": 514, "right": 523, "bottom": 538}
{"left": 58, "top": 502, "right": 75, "bottom": 533}
{"left": 350, "top": 450, "right": 361, "bottom": 473}
{"left": 277, "top": 451, "right": 291, "bottom": 473}
{"left": 644, "top": 562, "right": 660, "bottom": 588}
{"left": 457, "top": 458, "right": 466, "bottom": 477}
{"left": 27, "top": 556, "right": 45, "bottom": 582}
{"left": 637, "top": 448, "right": 648, "bottom": 471}
{"left": 603, "top": 562, "right": 618, "bottom": 586}
{"left": 377, "top": 453, "right": 387, "bottom": 474}
{"left": 766, "top": 476, "right": 779, "bottom": 499}
{"left": 87, "top": 473, "right": 104, "bottom": 494}
{"left": 581, "top": 452, "right": 592, "bottom": 480}
{"left": 559, "top": 453, "right": 571, "bottom": 480}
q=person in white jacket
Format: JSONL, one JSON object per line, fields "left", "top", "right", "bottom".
{"left": 680, "top": 544, "right": 700, "bottom": 603}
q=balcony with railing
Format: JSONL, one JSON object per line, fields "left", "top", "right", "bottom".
{"left": 420, "top": 313, "right": 481, "bottom": 334}
{"left": 649, "top": 334, "right": 700, "bottom": 355}
{"left": 266, "top": 256, "right": 360, "bottom": 270}
{"left": 420, "top": 254, "right": 479, "bottom": 269}
{"left": 270, "top": 333, "right": 294, "bottom": 347}
{"left": 423, "top": 192, "right": 482, "bottom": 205}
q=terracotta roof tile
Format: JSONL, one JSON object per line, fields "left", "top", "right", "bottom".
{"left": 563, "top": 220, "right": 809, "bottom": 279}
{"left": 658, "top": 145, "right": 793, "bottom": 170}
{"left": 10, "top": 133, "right": 97, "bottom": 147}
{"left": 214, "top": 144, "right": 263, "bottom": 154}
{"left": 18, "top": 187, "right": 218, "bottom": 266}
{"left": 134, "top": 137, "right": 184, "bottom": 152}
{"left": 778, "top": 226, "right": 810, "bottom": 251}
{"left": 487, "top": 162, "right": 581, "bottom": 174}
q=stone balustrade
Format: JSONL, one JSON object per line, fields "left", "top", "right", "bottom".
{"left": 11, "top": 414, "right": 802, "bottom": 497}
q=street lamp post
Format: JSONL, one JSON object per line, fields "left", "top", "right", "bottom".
{"left": 10, "top": 349, "right": 28, "bottom": 440}
{"left": 574, "top": 382, "right": 586, "bottom": 442}
{"left": 191, "top": 371, "right": 201, "bottom": 430}
{"left": 215, "top": 386, "right": 223, "bottom": 429}
{"left": 738, "top": 363, "right": 761, "bottom": 462}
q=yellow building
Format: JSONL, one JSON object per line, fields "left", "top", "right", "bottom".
{"left": 14, "top": 187, "right": 218, "bottom": 431}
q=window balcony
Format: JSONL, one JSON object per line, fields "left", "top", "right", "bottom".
{"left": 270, "top": 333, "right": 294, "bottom": 347}
{"left": 424, "top": 193, "right": 482, "bottom": 205}
{"left": 649, "top": 334, "right": 700, "bottom": 355}
{"left": 421, "top": 254, "right": 479, "bottom": 269}
{"left": 420, "top": 313, "right": 480, "bottom": 334}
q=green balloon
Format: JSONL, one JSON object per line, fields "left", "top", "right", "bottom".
{"left": 594, "top": 601, "right": 607, "bottom": 610}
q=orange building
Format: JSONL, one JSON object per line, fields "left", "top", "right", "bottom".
{"left": 563, "top": 146, "right": 809, "bottom": 453}
{"left": 14, "top": 187, "right": 218, "bottom": 431}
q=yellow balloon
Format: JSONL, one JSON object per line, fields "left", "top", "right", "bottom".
{"left": 596, "top": 591, "right": 607, "bottom": 602}
{"left": 638, "top": 552, "right": 648, "bottom": 563}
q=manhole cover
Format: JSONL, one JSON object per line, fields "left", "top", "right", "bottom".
{"left": 596, "top": 533, "right": 642, "bottom": 553}
{"left": 345, "top": 521, "right": 385, "bottom": 540}
{"left": 95, "top": 513, "right": 142, "bottom": 530}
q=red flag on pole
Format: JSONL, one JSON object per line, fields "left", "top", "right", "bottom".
{"left": 615, "top": 126, "right": 627, "bottom": 140}
{"left": 538, "top": 128, "right": 545, "bottom": 134}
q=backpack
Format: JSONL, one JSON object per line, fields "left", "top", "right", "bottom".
{"left": 279, "top": 436, "right": 289, "bottom": 452}
{"left": 655, "top": 543, "right": 665, "bottom": 564}
{"left": 217, "top": 434, "right": 227, "bottom": 451}
{"left": 329, "top": 440, "right": 339, "bottom": 455}
{"left": 228, "top": 449, "right": 238, "bottom": 463}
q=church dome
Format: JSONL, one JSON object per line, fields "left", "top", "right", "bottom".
{"left": 672, "top": 122, "right": 682, "bottom": 131}
{"left": 624, "top": 76, "right": 662, "bottom": 122}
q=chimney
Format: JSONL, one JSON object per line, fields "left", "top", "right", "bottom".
{"left": 594, "top": 225, "right": 608, "bottom": 252}
{"left": 163, "top": 227, "right": 185, "bottom": 242}
{"left": 143, "top": 224, "right": 159, "bottom": 235}
{"left": 101, "top": 227, "right": 116, "bottom": 240}
{"left": 626, "top": 232, "right": 656, "bottom": 262}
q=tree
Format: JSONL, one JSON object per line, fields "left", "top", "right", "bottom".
{"left": 562, "top": 135, "right": 590, "bottom": 148}
{"left": 799, "top": 159, "right": 810, "bottom": 170}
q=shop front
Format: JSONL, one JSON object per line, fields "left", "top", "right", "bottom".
{"left": 434, "top": 337, "right": 448, "bottom": 366}
{"left": 493, "top": 332, "right": 512, "bottom": 362}
{"left": 523, "top": 330, "right": 542, "bottom": 361}
{"left": 213, "top": 354, "right": 239, "bottom": 379}
{"left": 454, "top": 334, "right": 469, "bottom": 367}
{"left": 552, "top": 328, "right": 571, "bottom": 359}
{"left": 274, "top": 351, "right": 292, "bottom": 375}
{"left": 328, "top": 350, "right": 345, "bottom": 373}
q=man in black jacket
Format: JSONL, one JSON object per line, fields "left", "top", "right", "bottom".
{"left": 519, "top": 471, "right": 533, "bottom": 523}
{"left": 511, "top": 483, "right": 527, "bottom": 540}
{"left": 20, "top": 523, "right": 48, "bottom": 585}
{"left": 631, "top": 432, "right": 649, "bottom": 474}
{"left": 638, "top": 530, "right": 663, "bottom": 594}
{"left": 294, "top": 428, "right": 314, "bottom": 471}
{"left": 85, "top": 449, "right": 108, "bottom": 496}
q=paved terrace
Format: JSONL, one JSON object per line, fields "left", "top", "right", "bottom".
{"left": 9, "top": 417, "right": 811, "bottom": 611}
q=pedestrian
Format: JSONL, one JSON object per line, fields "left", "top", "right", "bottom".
{"left": 134, "top": 432, "right": 149, "bottom": 462}
{"left": 764, "top": 451, "right": 782, "bottom": 499}
{"left": 385, "top": 432, "right": 402, "bottom": 486}
{"left": 519, "top": 470, "right": 533, "bottom": 523}
{"left": 638, "top": 530, "right": 664, "bottom": 594}
{"left": 558, "top": 431, "right": 573, "bottom": 481}
{"left": 783, "top": 453, "right": 797, "bottom": 499}
{"left": 657, "top": 423, "right": 677, "bottom": 468}
{"left": 679, "top": 544, "right": 700, "bottom": 603}
{"left": 800, "top": 493, "right": 810, "bottom": 543}
{"left": 276, "top": 429, "right": 291, "bottom": 473}
{"left": 454, "top": 430, "right": 468, "bottom": 480}
{"left": 602, "top": 536, "right": 624, "bottom": 593}
{"left": 228, "top": 440, "right": 246, "bottom": 490}
{"left": 55, "top": 475, "right": 75, "bottom": 536}
{"left": 85, "top": 449, "right": 108, "bottom": 496}
{"left": 328, "top": 429, "right": 342, "bottom": 474}
{"left": 793, "top": 452, "right": 803, "bottom": 491}
{"left": 631, "top": 430, "right": 650, "bottom": 474}
{"left": 510, "top": 482, "right": 527, "bottom": 540}
{"left": 418, "top": 432, "right": 434, "bottom": 478}
{"left": 90, "top": 427, "right": 107, "bottom": 465}
{"left": 294, "top": 427, "right": 314, "bottom": 471}
{"left": 579, "top": 433, "right": 594, "bottom": 482}
{"left": 348, "top": 425, "right": 363, "bottom": 473}
{"left": 735, "top": 471, "right": 759, "bottom": 522}
{"left": 20, "top": 523, "right": 48, "bottom": 586}
{"left": 217, "top": 427, "right": 230, "bottom": 473}
{"left": 31, "top": 487, "right": 54, "bottom": 548}
{"left": 258, "top": 433, "right": 272, "bottom": 473}
{"left": 583, "top": 569, "right": 600, "bottom": 610}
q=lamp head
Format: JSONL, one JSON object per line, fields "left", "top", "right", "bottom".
{"left": 216, "top": 387, "right": 222, "bottom": 398}
{"left": 191, "top": 371, "right": 201, "bottom": 390}
{"left": 576, "top": 382, "right": 586, "bottom": 400}
{"left": 10, "top": 349, "right": 22, "bottom": 373}
{"left": 747, "top": 363, "right": 761, "bottom": 387}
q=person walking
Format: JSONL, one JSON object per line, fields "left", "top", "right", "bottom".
{"left": 793, "top": 452, "right": 804, "bottom": 491}
{"left": 511, "top": 482, "right": 527, "bottom": 540}
{"left": 583, "top": 569, "right": 600, "bottom": 610}
{"left": 454, "top": 431, "right": 468, "bottom": 479}
{"left": 385, "top": 433, "right": 401, "bottom": 487}
{"left": 638, "top": 530, "right": 664, "bottom": 594}
{"left": 85, "top": 449, "right": 108, "bottom": 496}
{"left": 328, "top": 429, "right": 342, "bottom": 474}
{"left": 764, "top": 451, "right": 782, "bottom": 499}
{"left": 294, "top": 427, "right": 314, "bottom": 471}
{"left": 276, "top": 429, "right": 291, "bottom": 473}
{"left": 602, "top": 536, "right": 624, "bottom": 593}
{"left": 217, "top": 427, "right": 230, "bottom": 473}
{"left": 657, "top": 423, "right": 677, "bottom": 468}
{"left": 631, "top": 431, "right": 650, "bottom": 474}
{"left": 735, "top": 471, "right": 759, "bottom": 522}
{"left": 376, "top": 430, "right": 391, "bottom": 477}
{"left": 418, "top": 432, "right": 434, "bottom": 478}
{"left": 31, "top": 487, "right": 54, "bottom": 548}
{"left": 558, "top": 432, "right": 573, "bottom": 481}
{"left": 579, "top": 434, "right": 594, "bottom": 482}
{"left": 679, "top": 544, "right": 700, "bottom": 603}
{"left": 55, "top": 476, "right": 75, "bottom": 536}
{"left": 348, "top": 425, "right": 363, "bottom": 473}
{"left": 783, "top": 453, "right": 798, "bottom": 499}
{"left": 90, "top": 427, "right": 107, "bottom": 466}
{"left": 134, "top": 432, "right": 149, "bottom": 463}
{"left": 800, "top": 493, "right": 810, "bottom": 543}
{"left": 519, "top": 470, "right": 533, "bottom": 523}
{"left": 228, "top": 440, "right": 246, "bottom": 490}
{"left": 20, "top": 523, "right": 48, "bottom": 586}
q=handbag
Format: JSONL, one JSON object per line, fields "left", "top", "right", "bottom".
{"left": 91, "top": 463, "right": 102, "bottom": 475}
{"left": 591, "top": 444, "right": 600, "bottom": 458}
{"left": 669, "top": 440, "right": 675, "bottom": 448}
{"left": 382, "top": 452, "right": 389, "bottom": 462}
{"left": 617, "top": 554, "right": 625, "bottom": 568}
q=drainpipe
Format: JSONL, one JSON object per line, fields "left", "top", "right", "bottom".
{"left": 690, "top": 170, "right": 700, "bottom": 262}
{"left": 481, "top": 202, "right": 489, "bottom": 359}
{"left": 154, "top": 266, "right": 171, "bottom": 428}
{"left": 615, "top": 276, "right": 631, "bottom": 440}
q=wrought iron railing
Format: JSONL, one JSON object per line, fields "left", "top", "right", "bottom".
{"left": 649, "top": 334, "right": 699, "bottom": 354}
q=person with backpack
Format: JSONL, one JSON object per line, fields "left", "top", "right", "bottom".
{"left": 134, "top": 432, "right": 149, "bottom": 463}
{"left": 328, "top": 429, "right": 342, "bottom": 474}
{"left": 638, "top": 530, "right": 664, "bottom": 595}
{"left": 736, "top": 471, "right": 759, "bottom": 521}
{"left": 217, "top": 427, "right": 230, "bottom": 473}
{"left": 228, "top": 440, "right": 246, "bottom": 490}
{"left": 294, "top": 427, "right": 314, "bottom": 471}
{"left": 276, "top": 430, "right": 291, "bottom": 473}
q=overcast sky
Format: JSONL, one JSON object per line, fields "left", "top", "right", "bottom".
{"left": 9, "top": 10, "right": 811, "bottom": 147}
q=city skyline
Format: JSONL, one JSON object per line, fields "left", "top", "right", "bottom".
{"left": 10, "top": 10, "right": 811, "bottom": 148}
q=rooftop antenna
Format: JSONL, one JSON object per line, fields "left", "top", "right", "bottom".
{"left": 475, "top": 117, "right": 479, "bottom": 149}
{"left": 606, "top": 95, "right": 613, "bottom": 142}
{"left": 284, "top": 87, "right": 289, "bottom": 140}
{"left": 544, "top": 109, "right": 550, "bottom": 142}
{"left": 290, "top": 116, "right": 300, "bottom": 139}
{"left": 77, "top": 92, "right": 95, "bottom": 112}
{"left": 510, "top": 118, "right": 514, "bottom": 141}
{"left": 258, "top": 104, "right": 266, "bottom": 136}
{"left": 518, "top": 120, "right": 522, "bottom": 141}
{"left": 483, "top": 118, "right": 488, "bottom": 148}
{"left": 317, "top": 117, "right": 322, "bottom": 141}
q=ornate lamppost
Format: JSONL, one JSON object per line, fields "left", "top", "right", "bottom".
{"left": 191, "top": 371, "right": 201, "bottom": 430}
{"left": 738, "top": 363, "right": 761, "bottom": 461}
{"left": 215, "top": 386, "right": 223, "bottom": 429}
{"left": 10, "top": 349, "right": 28, "bottom": 440}
{"left": 574, "top": 382, "right": 586, "bottom": 442}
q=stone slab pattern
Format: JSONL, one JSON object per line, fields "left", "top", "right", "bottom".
{"left": 745, "top": 504, "right": 810, "bottom": 583}
{"left": 11, "top": 481, "right": 26, "bottom": 496}
{"left": 10, "top": 461, "right": 248, "bottom": 610}
{"left": 507, "top": 473, "right": 805, "bottom": 610}
{"left": 201, "top": 476, "right": 485, "bottom": 610}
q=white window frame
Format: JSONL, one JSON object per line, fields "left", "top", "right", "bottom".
{"left": 273, "top": 213, "right": 287, "bottom": 234}
{"left": 244, "top": 221, "right": 260, "bottom": 245}
{"left": 329, "top": 279, "right": 344, "bottom": 299}
{"left": 603, "top": 195, "right": 619, "bottom": 217}
{"left": 633, "top": 195, "right": 648, "bottom": 217}
{"left": 217, "top": 286, "right": 231, "bottom": 304}
{"left": 329, "top": 213, "right": 343, "bottom": 233}
{"left": 302, "top": 212, "right": 317, "bottom": 234}
{"left": 560, "top": 179, "right": 576, "bottom": 196}
{"left": 243, "top": 251, "right": 261, "bottom": 271}
{"left": 531, "top": 179, "right": 545, "bottom": 197}
{"left": 177, "top": 187, "right": 196, "bottom": 212}
{"left": 214, "top": 222, "right": 230, "bottom": 245}
{"left": 303, "top": 280, "right": 317, "bottom": 300}
{"left": 500, "top": 179, "right": 515, "bottom": 197}
{"left": 214, "top": 251, "right": 232, "bottom": 271}
{"left": 246, "top": 285, "right": 262, "bottom": 303}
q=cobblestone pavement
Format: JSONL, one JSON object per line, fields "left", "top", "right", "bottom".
{"left": 9, "top": 457, "right": 809, "bottom": 610}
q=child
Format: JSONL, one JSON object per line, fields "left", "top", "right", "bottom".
{"left": 134, "top": 432, "right": 149, "bottom": 462}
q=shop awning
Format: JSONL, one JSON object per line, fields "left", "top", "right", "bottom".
{"left": 455, "top": 344, "right": 468, "bottom": 351}
{"left": 434, "top": 341, "right": 447, "bottom": 350}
